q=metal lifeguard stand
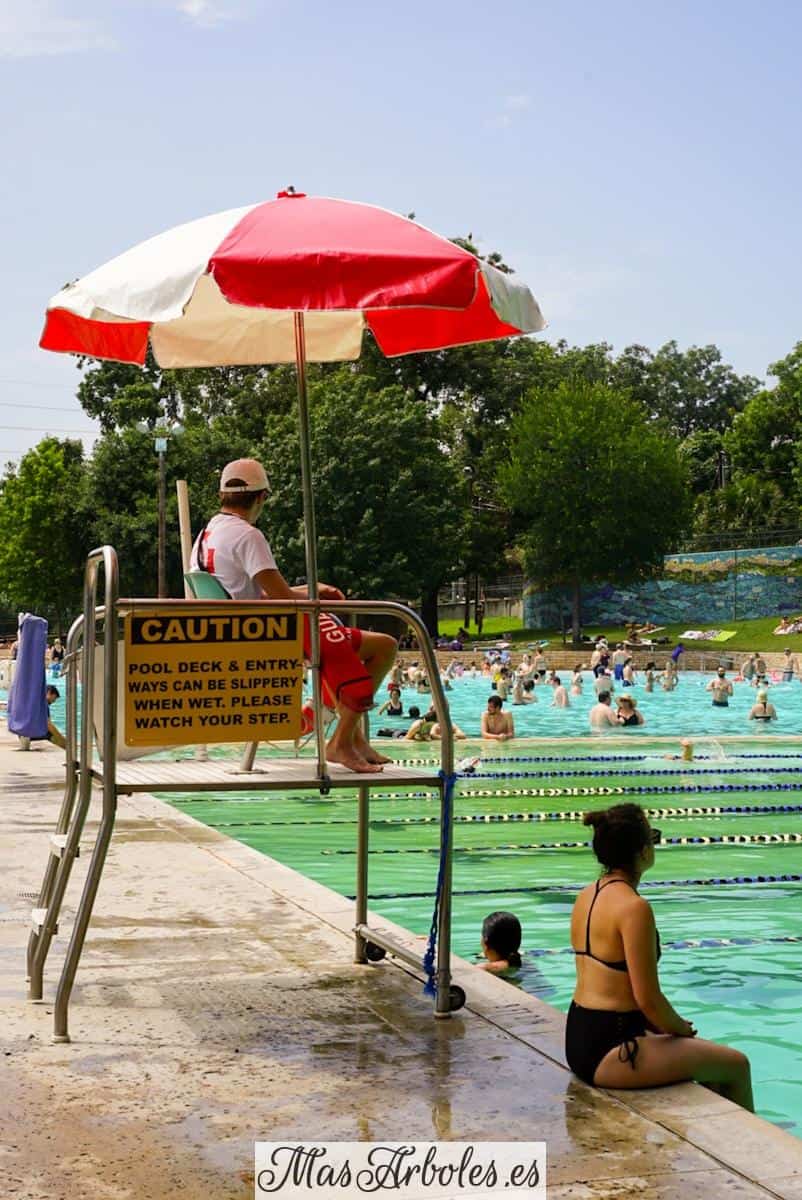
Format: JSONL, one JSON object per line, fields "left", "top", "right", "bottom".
{"left": 27, "top": 546, "right": 462, "bottom": 1042}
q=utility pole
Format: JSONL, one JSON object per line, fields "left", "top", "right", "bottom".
{"left": 156, "top": 436, "right": 167, "bottom": 598}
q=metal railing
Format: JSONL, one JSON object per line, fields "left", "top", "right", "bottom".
{"left": 28, "top": 546, "right": 459, "bottom": 1042}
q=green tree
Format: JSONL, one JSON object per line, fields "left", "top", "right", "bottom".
{"left": 679, "top": 429, "right": 726, "bottom": 494}
{"left": 693, "top": 476, "right": 799, "bottom": 544}
{"left": 728, "top": 343, "right": 802, "bottom": 485}
{"left": 85, "top": 418, "right": 248, "bottom": 598}
{"left": 81, "top": 369, "right": 465, "bottom": 630}
{"left": 77, "top": 352, "right": 300, "bottom": 434}
{"left": 690, "top": 342, "right": 802, "bottom": 542}
{"left": 499, "top": 379, "right": 692, "bottom": 639}
{"left": 613, "top": 341, "right": 760, "bottom": 437}
{"left": 0, "top": 439, "right": 89, "bottom": 631}
{"left": 253, "top": 369, "right": 466, "bottom": 631}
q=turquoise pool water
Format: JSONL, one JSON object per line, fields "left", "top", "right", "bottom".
{"left": 169, "top": 738, "right": 802, "bottom": 1136}
{"left": 384, "top": 669, "right": 802, "bottom": 739}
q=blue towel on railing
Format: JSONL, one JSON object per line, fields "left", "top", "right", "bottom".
{"left": 7, "top": 614, "right": 48, "bottom": 738}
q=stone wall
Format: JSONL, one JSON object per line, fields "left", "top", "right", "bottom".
{"left": 523, "top": 544, "right": 802, "bottom": 629}
{"left": 437, "top": 596, "right": 522, "bottom": 624}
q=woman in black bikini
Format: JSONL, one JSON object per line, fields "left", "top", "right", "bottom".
{"left": 748, "top": 690, "right": 777, "bottom": 722}
{"left": 565, "top": 803, "right": 753, "bottom": 1109}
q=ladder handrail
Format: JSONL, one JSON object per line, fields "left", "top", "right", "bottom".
{"left": 53, "top": 547, "right": 119, "bottom": 1039}
{"left": 26, "top": 612, "right": 83, "bottom": 986}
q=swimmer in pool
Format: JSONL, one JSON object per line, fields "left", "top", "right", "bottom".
{"left": 512, "top": 676, "right": 537, "bottom": 704}
{"left": 707, "top": 668, "right": 733, "bottom": 707}
{"left": 479, "top": 910, "right": 523, "bottom": 974}
{"left": 589, "top": 692, "right": 620, "bottom": 731}
{"left": 481, "top": 695, "right": 515, "bottom": 741}
{"left": 748, "top": 690, "right": 777, "bottom": 722}
{"left": 377, "top": 686, "right": 404, "bottom": 717}
{"left": 616, "top": 695, "right": 644, "bottom": 726}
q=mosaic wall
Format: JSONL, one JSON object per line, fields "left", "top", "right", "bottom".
{"left": 523, "top": 545, "right": 802, "bottom": 628}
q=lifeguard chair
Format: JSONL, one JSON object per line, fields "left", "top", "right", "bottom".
{"left": 27, "top": 547, "right": 463, "bottom": 1042}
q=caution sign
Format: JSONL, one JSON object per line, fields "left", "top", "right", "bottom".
{"left": 124, "top": 607, "right": 304, "bottom": 746}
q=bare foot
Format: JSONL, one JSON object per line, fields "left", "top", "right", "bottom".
{"left": 353, "top": 732, "right": 393, "bottom": 765}
{"left": 326, "top": 741, "right": 383, "bottom": 773}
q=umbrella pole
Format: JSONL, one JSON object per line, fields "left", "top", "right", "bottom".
{"left": 294, "top": 313, "right": 328, "bottom": 784}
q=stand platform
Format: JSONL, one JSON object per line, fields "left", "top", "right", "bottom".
{"left": 94, "top": 757, "right": 440, "bottom": 793}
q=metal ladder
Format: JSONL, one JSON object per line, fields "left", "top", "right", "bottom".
{"left": 27, "top": 547, "right": 118, "bottom": 1036}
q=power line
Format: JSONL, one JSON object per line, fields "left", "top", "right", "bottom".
{"left": 0, "top": 401, "right": 92, "bottom": 414}
{"left": 0, "top": 425, "right": 96, "bottom": 434}
{"left": 0, "top": 376, "right": 79, "bottom": 392}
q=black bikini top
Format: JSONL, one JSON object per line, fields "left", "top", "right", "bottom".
{"left": 574, "top": 877, "right": 661, "bottom": 972}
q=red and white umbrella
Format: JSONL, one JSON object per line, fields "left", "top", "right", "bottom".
{"left": 40, "top": 190, "right": 545, "bottom": 366}
{"left": 40, "top": 190, "right": 545, "bottom": 771}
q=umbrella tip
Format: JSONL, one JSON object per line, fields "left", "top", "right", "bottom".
{"left": 277, "top": 186, "right": 305, "bottom": 199}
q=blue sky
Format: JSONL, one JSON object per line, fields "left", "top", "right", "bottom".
{"left": 2, "top": 0, "right": 801, "bottom": 465}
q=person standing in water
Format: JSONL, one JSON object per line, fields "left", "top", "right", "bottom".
{"left": 707, "top": 667, "right": 733, "bottom": 708}
{"left": 748, "top": 690, "right": 777, "bottom": 722}
{"left": 590, "top": 691, "right": 620, "bottom": 730}
{"left": 781, "top": 648, "right": 799, "bottom": 682}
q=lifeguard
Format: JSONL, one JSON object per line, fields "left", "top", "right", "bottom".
{"left": 190, "top": 458, "right": 397, "bottom": 773}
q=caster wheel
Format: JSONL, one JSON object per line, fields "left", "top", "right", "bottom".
{"left": 448, "top": 984, "right": 466, "bottom": 1011}
{"left": 365, "top": 941, "right": 386, "bottom": 962}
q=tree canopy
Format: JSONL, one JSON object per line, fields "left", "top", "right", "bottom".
{"left": 499, "top": 379, "right": 692, "bottom": 636}
{"left": 0, "top": 438, "right": 87, "bottom": 632}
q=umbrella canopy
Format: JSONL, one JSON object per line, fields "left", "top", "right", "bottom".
{"left": 40, "top": 190, "right": 546, "bottom": 778}
{"left": 40, "top": 191, "right": 545, "bottom": 365}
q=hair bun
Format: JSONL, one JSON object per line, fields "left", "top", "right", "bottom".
{"left": 583, "top": 811, "right": 603, "bottom": 828}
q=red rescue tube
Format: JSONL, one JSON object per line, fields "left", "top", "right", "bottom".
{"left": 303, "top": 613, "right": 374, "bottom": 713}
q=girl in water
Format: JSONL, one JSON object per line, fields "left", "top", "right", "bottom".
{"left": 479, "top": 911, "right": 523, "bottom": 974}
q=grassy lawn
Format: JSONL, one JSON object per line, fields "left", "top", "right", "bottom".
{"left": 437, "top": 613, "right": 802, "bottom": 654}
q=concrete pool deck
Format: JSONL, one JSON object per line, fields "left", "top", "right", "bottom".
{"left": 2, "top": 728, "right": 802, "bottom": 1199}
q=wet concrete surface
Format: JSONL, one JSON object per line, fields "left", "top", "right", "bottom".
{"left": 1, "top": 728, "right": 801, "bottom": 1199}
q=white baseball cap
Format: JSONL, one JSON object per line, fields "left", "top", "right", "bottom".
{"left": 219, "top": 458, "right": 270, "bottom": 492}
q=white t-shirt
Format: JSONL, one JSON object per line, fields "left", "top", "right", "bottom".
{"left": 190, "top": 513, "right": 277, "bottom": 600}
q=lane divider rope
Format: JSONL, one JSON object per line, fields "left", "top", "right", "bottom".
{"left": 201, "top": 802, "right": 802, "bottom": 830}
{"left": 351, "top": 874, "right": 802, "bottom": 900}
{"left": 324, "top": 832, "right": 802, "bottom": 855}
{"left": 458, "top": 766, "right": 802, "bottom": 780}
{"left": 173, "top": 782, "right": 802, "bottom": 806}
{"left": 390, "top": 752, "right": 802, "bottom": 767}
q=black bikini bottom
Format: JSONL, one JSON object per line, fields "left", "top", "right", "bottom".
{"left": 565, "top": 1001, "right": 648, "bottom": 1085}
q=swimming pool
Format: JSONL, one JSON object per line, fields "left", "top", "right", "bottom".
{"left": 8, "top": 673, "right": 801, "bottom": 1133}
{"left": 168, "top": 736, "right": 802, "bottom": 1136}
{"left": 389, "top": 669, "right": 802, "bottom": 739}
